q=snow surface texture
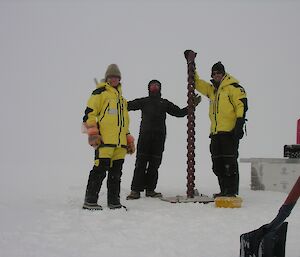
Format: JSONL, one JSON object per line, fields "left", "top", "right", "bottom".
{"left": 0, "top": 1, "right": 299, "bottom": 257}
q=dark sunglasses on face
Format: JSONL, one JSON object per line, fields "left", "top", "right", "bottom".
{"left": 212, "top": 71, "right": 223, "bottom": 76}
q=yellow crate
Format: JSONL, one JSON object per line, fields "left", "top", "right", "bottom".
{"left": 214, "top": 196, "right": 243, "bottom": 208}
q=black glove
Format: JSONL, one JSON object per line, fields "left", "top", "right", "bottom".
{"left": 184, "top": 50, "right": 197, "bottom": 63}
{"left": 233, "top": 118, "right": 245, "bottom": 139}
{"left": 193, "top": 94, "right": 201, "bottom": 106}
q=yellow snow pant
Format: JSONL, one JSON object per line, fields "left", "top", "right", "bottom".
{"left": 94, "top": 147, "right": 127, "bottom": 167}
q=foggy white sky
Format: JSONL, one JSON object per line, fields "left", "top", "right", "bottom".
{"left": 0, "top": 0, "right": 299, "bottom": 197}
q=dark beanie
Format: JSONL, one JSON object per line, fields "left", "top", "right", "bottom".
{"left": 211, "top": 61, "right": 225, "bottom": 77}
{"left": 148, "top": 80, "right": 161, "bottom": 87}
{"left": 148, "top": 79, "right": 161, "bottom": 95}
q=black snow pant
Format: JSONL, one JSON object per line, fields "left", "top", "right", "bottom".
{"left": 210, "top": 133, "right": 240, "bottom": 195}
{"left": 131, "top": 131, "right": 165, "bottom": 192}
{"left": 84, "top": 158, "right": 124, "bottom": 205}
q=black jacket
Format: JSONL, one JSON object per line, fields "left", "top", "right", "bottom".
{"left": 128, "top": 95, "right": 187, "bottom": 134}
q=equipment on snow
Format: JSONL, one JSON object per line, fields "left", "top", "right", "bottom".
{"left": 283, "top": 119, "right": 300, "bottom": 158}
{"left": 160, "top": 50, "right": 214, "bottom": 204}
{"left": 240, "top": 176, "right": 300, "bottom": 257}
{"left": 185, "top": 49, "right": 197, "bottom": 198}
{"left": 284, "top": 144, "right": 300, "bottom": 158}
{"left": 215, "top": 196, "right": 243, "bottom": 208}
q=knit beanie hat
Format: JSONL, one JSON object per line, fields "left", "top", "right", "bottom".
{"left": 148, "top": 79, "right": 161, "bottom": 88}
{"left": 105, "top": 64, "right": 121, "bottom": 80}
{"left": 148, "top": 79, "right": 161, "bottom": 91}
{"left": 211, "top": 61, "right": 225, "bottom": 77}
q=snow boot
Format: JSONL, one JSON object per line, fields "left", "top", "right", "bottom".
{"left": 108, "top": 202, "right": 123, "bottom": 209}
{"left": 126, "top": 190, "right": 141, "bottom": 200}
{"left": 82, "top": 202, "right": 103, "bottom": 210}
{"left": 146, "top": 190, "right": 162, "bottom": 198}
{"left": 213, "top": 192, "right": 226, "bottom": 198}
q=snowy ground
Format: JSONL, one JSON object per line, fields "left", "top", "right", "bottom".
{"left": 0, "top": 173, "right": 299, "bottom": 257}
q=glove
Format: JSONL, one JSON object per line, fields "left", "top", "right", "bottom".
{"left": 184, "top": 50, "right": 197, "bottom": 63}
{"left": 88, "top": 134, "right": 101, "bottom": 148}
{"left": 126, "top": 134, "right": 136, "bottom": 154}
{"left": 193, "top": 94, "right": 201, "bottom": 107}
{"left": 233, "top": 118, "right": 245, "bottom": 139}
{"left": 83, "top": 123, "right": 102, "bottom": 148}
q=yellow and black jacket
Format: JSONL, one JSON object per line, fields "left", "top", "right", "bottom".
{"left": 194, "top": 72, "right": 247, "bottom": 135}
{"left": 83, "top": 81, "right": 130, "bottom": 148}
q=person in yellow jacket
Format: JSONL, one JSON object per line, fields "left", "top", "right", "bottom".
{"left": 82, "top": 64, "right": 135, "bottom": 210}
{"left": 192, "top": 57, "right": 248, "bottom": 197}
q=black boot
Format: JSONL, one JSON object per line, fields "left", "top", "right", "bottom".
{"left": 223, "top": 174, "right": 239, "bottom": 197}
{"left": 82, "top": 202, "right": 103, "bottom": 210}
{"left": 145, "top": 190, "right": 162, "bottom": 198}
{"left": 107, "top": 159, "right": 124, "bottom": 209}
{"left": 83, "top": 159, "right": 110, "bottom": 210}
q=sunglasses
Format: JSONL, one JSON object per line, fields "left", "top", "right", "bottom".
{"left": 212, "top": 71, "right": 223, "bottom": 76}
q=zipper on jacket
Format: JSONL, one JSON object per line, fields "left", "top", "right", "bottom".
{"left": 117, "top": 96, "right": 122, "bottom": 146}
{"left": 117, "top": 101, "right": 120, "bottom": 126}
{"left": 119, "top": 99, "right": 123, "bottom": 127}
{"left": 121, "top": 101, "right": 125, "bottom": 127}
{"left": 216, "top": 93, "right": 220, "bottom": 114}
{"left": 213, "top": 91, "right": 218, "bottom": 133}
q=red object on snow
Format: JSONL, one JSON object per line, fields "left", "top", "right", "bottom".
{"left": 297, "top": 119, "right": 300, "bottom": 144}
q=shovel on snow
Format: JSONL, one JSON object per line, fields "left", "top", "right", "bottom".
{"left": 240, "top": 176, "right": 300, "bottom": 257}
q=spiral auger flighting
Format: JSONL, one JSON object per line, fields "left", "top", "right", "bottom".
{"left": 159, "top": 50, "right": 214, "bottom": 203}
{"left": 185, "top": 50, "right": 197, "bottom": 198}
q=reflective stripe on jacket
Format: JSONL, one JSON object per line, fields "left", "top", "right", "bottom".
{"left": 194, "top": 72, "right": 247, "bottom": 135}
{"left": 83, "top": 82, "right": 130, "bottom": 147}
